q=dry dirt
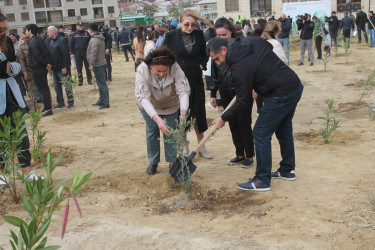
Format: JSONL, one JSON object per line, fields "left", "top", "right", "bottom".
{"left": 1, "top": 40, "right": 375, "bottom": 249}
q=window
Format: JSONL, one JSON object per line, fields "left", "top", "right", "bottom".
{"left": 19, "top": 0, "right": 27, "bottom": 4}
{"left": 68, "top": 9, "right": 75, "bottom": 17}
{"left": 66, "top": 0, "right": 73, "bottom": 1}
{"left": 5, "top": 0, "right": 13, "bottom": 6}
{"left": 250, "top": 0, "right": 272, "bottom": 17}
{"left": 108, "top": 6, "right": 115, "bottom": 14}
{"left": 225, "top": 0, "right": 239, "bottom": 12}
{"left": 337, "top": 0, "right": 361, "bottom": 13}
{"left": 9, "top": 29, "right": 17, "bottom": 34}
{"left": 80, "top": 8, "right": 88, "bottom": 16}
{"left": 21, "top": 12, "right": 30, "bottom": 21}
{"left": 6, "top": 14, "right": 16, "bottom": 22}
{"left": 109, "top": 20, "right": 116, "bottom": 28}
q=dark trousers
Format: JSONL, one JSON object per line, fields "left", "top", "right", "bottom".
{"left": 343, "top": 29, "right": 351, "bottom": 40}
{"left": 52, "top": 70, "right": 73, "bottom": 106}
{"left": 205, "top": 75, "right": 215, "bottom": 90}
{"left": 221, "top": 89, "right": 255, "bottom": 158}
{"left": 92, "top": 64, "right": 109, "bottom": 105}
{"left": 315, "top": 35, "right": 322, "bottom": 59}
{"left": 329, "top": 30, "right": 338, "bottom": 46}
{"left": 357, "top": 26, "right": 368, "bottom": 43}
{"left": 0, "top": 98, "right": 31, "bottom": 168}
{"left": 32, "top": 67, "right": 52, "bottom": 112}
{"left": 105, "top": 53, "right": 112, "bottom": 81}
{"left": 253, "top": 84, "right": 303, "bottom": 185}
{"left": 75, "top": 53, "right": 92, "bottom": 84}
{"left": 121, "top": 44, "right": 134, "bottom": 61}
{"left": 255, "top": 96, "right": 263, "bottom": 114}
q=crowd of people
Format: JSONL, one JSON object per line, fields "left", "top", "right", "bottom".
{"left": 1, "top": 7, "right": 374, "bottom": 191}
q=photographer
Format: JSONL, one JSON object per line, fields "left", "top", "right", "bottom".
{"left": 325, "top": 11, "right": 340, "bottom": 47}
{"left": 297, "top": 14, "right": 314, "bottom": 66}
{"left": 278, "top": 13, "right": 291, "bottom": 64}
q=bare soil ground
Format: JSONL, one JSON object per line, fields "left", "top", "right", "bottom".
{"left": 1, "top": 40, "right": 375, "bottom": 249}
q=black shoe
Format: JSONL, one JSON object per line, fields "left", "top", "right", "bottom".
{"left": 241, "top": 158, "right": 254, "bottom": 168}
{"left": 297, "top": 62, "right": 304, "bottom": 66}
{"left": 271, "top": 170, "right": 296, "bottom": 181}
{"left": 146, "top": 164, "right": 158, "bottom": 175}
{"left": 309, "top": 62, "right": 314, "bottom": 66}
{"left": 237, "top": 177, "right": 270, "bottom": 192}
{"left": 42, "top": 110, "right": 53, "bottom": 117}
{"left": 228, "top": 156, "right": 244, "bottom": 165}
{"left": 88, "top": 81, "right": 93, "bottom": 85}
{"left": 78, "top": 82, "right": 83, "bottom": 86}
{"left": 54, "top": 104, "right": 65, "bottom": 109}
{"left": 68, "top": 103, "right": 74, "bottom": 109}
{"left": 99, "top": 104, "right": 110, "bottom": 109}
{"left": 126, "top": 60, "right": 129, "bottom": 62}
{"left": 92, "top": 101, "right": 103, "bottom": 106}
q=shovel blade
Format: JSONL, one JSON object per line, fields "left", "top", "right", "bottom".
{"left": 169, "top": 152, "right": 197, "bottom": 183}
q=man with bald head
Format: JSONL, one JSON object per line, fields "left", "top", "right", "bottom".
{"left": 278, "top": 13, "right": 291, "bottom": 65}
{"left": 45, "top": 26, "right": 74, "bottom": 109}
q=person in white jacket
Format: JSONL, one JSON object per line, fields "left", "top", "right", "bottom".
{"left": 144, "top": 30, "right": 156, "bottom": 58}
{"left": 261, "top": 20, "right": 288, "bottom": 64}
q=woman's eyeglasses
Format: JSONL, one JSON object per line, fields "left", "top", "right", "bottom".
{"left": 183, "top": 22, "right": 197, "bottom": 28}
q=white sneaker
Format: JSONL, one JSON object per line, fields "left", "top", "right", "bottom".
{"left": 198, "top": 144, "right": 213, "bottom": 159}
{"left": 0, "top": 174, "right": 9, "bottom": 187}
{"left": 25, "top": 171, "right": 45, "bottom": 182}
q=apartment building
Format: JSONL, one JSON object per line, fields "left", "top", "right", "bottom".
{"left": 0, "top": 0, "right": 120, "bottom": 34}
{"left": 218, "top": 0, "right": 371, "bottom": 21}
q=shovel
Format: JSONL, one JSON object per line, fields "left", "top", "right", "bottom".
{"left": 169, "top": 96, "right": 237, "bottom": 184}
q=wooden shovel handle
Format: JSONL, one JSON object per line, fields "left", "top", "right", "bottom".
{"left": 194, "top": 96, "right": 236, "bottom": 153}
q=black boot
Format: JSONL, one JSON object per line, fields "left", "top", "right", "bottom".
{"left": 146, "top": 164, "right": 158, "bottom": 175}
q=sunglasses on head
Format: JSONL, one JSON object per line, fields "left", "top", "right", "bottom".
{"left": 183, "top": 22, "right": 197, "bottom": 28}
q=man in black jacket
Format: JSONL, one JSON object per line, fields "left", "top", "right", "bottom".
{"left": 355, "top": 8, "right": 368, "bottom": 43}
{"left": 46, "top": 26, "right": 73, "bottom": 109}
{"left": 99, "top": 25, "right": 113, "bottom": 82}
{"left": 325, "top": 11, "right": 340, "bottom": 47}
{"left": 207, "top": 37, "right": 303, "bottom": 191}
{"left": 278, "top": 13, "right": 291, "bottom": 64}
{"left": 70, "top": 22, "right": 92, "bottom": 86}
{"left": 297, "top": 14, "right": 314, "bottom": 66}
{"left": 340, "top": 12, "right": 355, "bottom": 41}
{"left": 25, "top": 24, "right": 53, "bottom": 116}
{"left": 117, "top": 27, "right": 134, "bottom": 62}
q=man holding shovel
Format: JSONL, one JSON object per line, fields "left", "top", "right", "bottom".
{"left": 207, "top": 37, "right": 303, "bottom": 191}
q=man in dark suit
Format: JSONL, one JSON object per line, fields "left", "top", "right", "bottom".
{"left": 356, "top": 8, "right": 368, "bottom": 43}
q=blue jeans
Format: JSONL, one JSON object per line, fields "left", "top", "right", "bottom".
{"left": 140, "top": 109, "right": 179, "bottom": 165}
{"left": 253, "top": 84, "right": 303, "bottom": 185}
{"left": 278, "top": 37, "right": 289, "bottom": 62}
{"left": 92, "top": 64, "right": 109, "bottom": 105}
{"left": 52, "top": 70, "right": 73, "bottom": 106}
{"left": 369, "top": 29, "right": 375, "bottom": 47}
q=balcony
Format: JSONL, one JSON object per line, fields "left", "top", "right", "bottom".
{"left": 36, "top": 18, "right": 47, "bottom": 23}
{"left": 33, "top": 0, "right": 45, "bottom": 8}
{"left": 48, "top": 16, "right": 63, "bottom": 22}
{"left": 92, "top": 0, "right": 102, "bottom": 4}
{"left": 94, "top": 14, "right": 104, "bottom": 19}
{"left": 46, "top": 0, "right": 62, "bottom": 8}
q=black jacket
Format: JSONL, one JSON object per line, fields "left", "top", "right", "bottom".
{"left": 325, "top": 16, "right": 340, "bottom": 32}
{"left": 70, "top": 29, "right": 90, "bottom": 55}
{"left": 117, "top": 30, "right": 130, "bottom": 45}
{"left": 368, "top": 15, "right": 375, "bottom": 30}
{"left": 356, "top": 11, "right": 368, "bottom": 28}
{"left": 278, "top": 19, "right": 291, "bottom": 39}
{"left": 28, "top": 35, "right": 51, "bottom": 70}
{"left": 298, "top": 20, "right": 314, "bottom": 40}
{"left": 45, "top": 35, "right": 70, "bottom": 71}
{"left": 340, "top": 16, "right": 354, "bottom": 31}
{"left": 222, "top": 37, "right": 301, "bottom": 121}
{"left": 204, "top": 28, "right": 216, "bottom": 42}
{"left": 210, "top": 60, "right": 233, "bottom": 98}
{"left": 163, "top": 29, "right": 208, "bottom": 82}
{"left": 99, "top": 27, "right": 112, "bottom": 50}
{"left": 0, "top": 37, "right": 16, "bottom": 79}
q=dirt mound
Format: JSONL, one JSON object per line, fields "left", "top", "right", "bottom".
{"left": 294, "top": 129, "right": 359, "bottom": 145}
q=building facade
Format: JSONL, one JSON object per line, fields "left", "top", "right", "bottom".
{"left": 1, "top": 0, "right": 120, "bottom": 34}
{"left": 196, "top": 0, "right": 217, "bottom": 20}
{"left": 218, "top": 0, "right": 370, "bottom": 21}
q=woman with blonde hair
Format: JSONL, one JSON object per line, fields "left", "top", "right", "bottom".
{"left": 163, "top": 10, "right": 212, "bottom": 159}
{"left": 261, "top": 20, "right": 288, "bottom": 64}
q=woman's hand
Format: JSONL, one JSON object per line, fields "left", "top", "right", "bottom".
{"left": 6, "top": 63, "right": 11, "bottom": 74}
{"left": 153, "top": 115, "right": 170, "bottom": 136}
